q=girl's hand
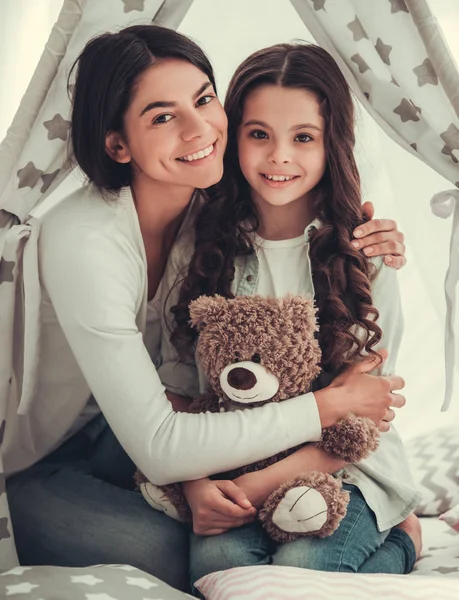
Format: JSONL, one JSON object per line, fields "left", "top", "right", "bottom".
{"left": 232, "top": 471, "right": 268, "bottom": 509}
{"left": 182, "top": 478, "right": 257, "bottom": 536}
{"left": 352, "top": 201, "right": 406, "bottom": 269}
{"left": 315, "top": 350, "right": 406, "bottom": 432}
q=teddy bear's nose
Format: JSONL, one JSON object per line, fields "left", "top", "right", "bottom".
{"left": 227, "top": 367, "right": 257, "bottom": 390}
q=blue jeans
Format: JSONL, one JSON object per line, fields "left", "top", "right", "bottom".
{"left": 190, "top": 484, "right": 416, "bottom": 585}
{"left": 7, "top": 414, "right": 189, "bottom": 591}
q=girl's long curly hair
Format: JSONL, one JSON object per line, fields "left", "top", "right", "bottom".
{"left": 171, "top": 43, "right": 382, "bottom": 376}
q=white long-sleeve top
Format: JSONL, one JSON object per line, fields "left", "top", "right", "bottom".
{"left": 4, "top": 184, "right": 323, "bottom": 484}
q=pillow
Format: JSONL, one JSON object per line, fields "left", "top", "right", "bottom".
{"left": 195, "top": 565, "right": 459, "bottom": 599}
{"left": 405, "top": 427, "right": 459, "bottom": 516}
{"left": 440, "top": 503, "right": 459, "bottom": 533}
{"left": 0, "top": 565, "right": 194, "bottom": 600}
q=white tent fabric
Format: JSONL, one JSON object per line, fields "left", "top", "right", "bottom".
{"left": 0, "top": 0, "right": 458, "bottom": 570}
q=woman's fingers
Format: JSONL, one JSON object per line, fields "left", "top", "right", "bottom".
{"left": 353, "top": 218, "right": 400, "bottom": 240}
{"left": 215, "top": 480, "right": 253, "bottom": 510}
{"left": 384, "top": 255, "right": 407, "bottom": 270}
{"left": 390, "top": 393, "right": 406, "bottom": 409}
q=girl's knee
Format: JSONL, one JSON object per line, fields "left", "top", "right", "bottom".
{"left": 190, "top": 535, "right": 267, "bottom": 583}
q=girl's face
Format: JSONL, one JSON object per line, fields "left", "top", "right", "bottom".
{"left": 112, "top": 58, "right": 227, "bottom": 191}
{"left": 237, "top": 84, "right": 326, "bottom": 212}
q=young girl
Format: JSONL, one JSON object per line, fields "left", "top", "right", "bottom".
{"left": 6, "top": 26, "right": 406, "bottom": 588}
{"left": 158, "top": 43, "right": 420, "bottom": 582}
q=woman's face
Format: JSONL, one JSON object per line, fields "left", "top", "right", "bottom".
{"left": 114, "top": 58, "right": 228, "bottom": 191}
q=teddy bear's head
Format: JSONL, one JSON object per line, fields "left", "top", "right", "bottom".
{"left": 189, "top": 294, "right": 321, "bottom": 405}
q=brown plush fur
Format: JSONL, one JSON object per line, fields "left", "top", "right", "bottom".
{"left": 137, "top": 294, "right": 379, "bottom": 542}
{"left": 259, "top": 472, "right": 350, "bottom": 543}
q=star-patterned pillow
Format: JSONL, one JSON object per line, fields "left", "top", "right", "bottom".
{"left": 0, "top": 565, "right": 194, "bottom": 600}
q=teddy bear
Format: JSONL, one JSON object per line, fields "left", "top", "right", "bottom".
{"left": 136, "top": 294, "right": 380, "bottom": 543}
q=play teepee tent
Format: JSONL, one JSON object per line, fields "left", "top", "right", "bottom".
{"left": 0, "top": 0, "right": 458, "bottom": 569}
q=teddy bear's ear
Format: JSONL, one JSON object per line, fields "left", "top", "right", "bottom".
{"left": 189, "top": 295, "right": 228, "bottom": 331}
{"left": 279, "top": 294, "right": 318, "bottom": 332}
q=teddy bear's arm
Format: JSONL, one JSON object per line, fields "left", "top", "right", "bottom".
{"left": 189, "top": 392, "right": 221, "bottom": 414}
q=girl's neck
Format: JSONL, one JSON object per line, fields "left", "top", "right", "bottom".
{"left": 253, "top": 192, "right": 315, "bottom": 241}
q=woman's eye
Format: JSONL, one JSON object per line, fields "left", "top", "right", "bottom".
{"left": 251, "top": 353, "right": 261, "bottom": 364}
{"left": 152, "top": 113, "right": 173, "bottom": 125}
{"left": 295, "top": 133, "right": 313, "bottom": 143}
{"left": 197, "top": 95, "right": 214, "bottom": 106}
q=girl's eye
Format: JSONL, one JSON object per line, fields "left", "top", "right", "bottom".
{"left": 152, "top": 113, "right": 174, "bottom": 125}
{"left": 197, "top": 95, "right": 215, "bottom": 106}
{"left": 295, "top": 133, "right": 313, "bottom": 143}
{"left": 251, "top": 353, "right": 261, "bottom": 364}
{"left": 250, "top": 130, "right": 268, "bottom": 140}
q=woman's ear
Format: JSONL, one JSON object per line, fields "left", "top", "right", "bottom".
{"left": 105, "top": 131, "right": 131, "bottom": 164}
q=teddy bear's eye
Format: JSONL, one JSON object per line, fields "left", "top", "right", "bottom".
{"left": 251, "top": 353, "right": 261, "bottom": 364}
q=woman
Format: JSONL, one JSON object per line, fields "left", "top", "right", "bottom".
{"left": 6, "top": 25, "right": 406, "bottom": 590}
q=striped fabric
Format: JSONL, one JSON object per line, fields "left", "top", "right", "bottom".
{"left": 406, "top": 427, "right": 459, "bottom": 516}
{"left": 195, "top": 565, "right": 459, "bottom": 600}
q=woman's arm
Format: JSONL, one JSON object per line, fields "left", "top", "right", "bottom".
{"left": 39, "top": 216, "right": 330, "bottom": 486}
{"left": 354, "top": 201, "right": 406, "bottom": 269}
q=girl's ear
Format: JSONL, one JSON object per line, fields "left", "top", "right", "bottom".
{"left": 189, "top": 295, "right": 228, "bottom": 331}
{"left": 105, "top": 131, "right": 131, "bottom": 164}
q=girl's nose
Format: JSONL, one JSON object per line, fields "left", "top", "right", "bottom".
{"left": 268, "top": 143, "right": 291, "bottom": 164}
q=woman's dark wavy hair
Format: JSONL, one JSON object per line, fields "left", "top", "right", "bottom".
{"left": 69, "top": 25, "right": 216, "bottom": 192}
{"left": 172, "top": 43, "right": 382, "bottom": 374}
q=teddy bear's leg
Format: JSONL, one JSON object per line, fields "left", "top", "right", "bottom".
{"left": 138, "top": 481, "right": 190, "bottom": 523}
{"left": 258, "top": 472, "right": 350, "bottom": 544}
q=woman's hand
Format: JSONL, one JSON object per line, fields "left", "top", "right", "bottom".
{"left": 353, "top": 201, "right": 406, "bottom": 269}
{"left": 182, "top": 478, "right": 257, "bottom": 536}
{"left": 315, "top": 350, "right": 405, "bottom": 432}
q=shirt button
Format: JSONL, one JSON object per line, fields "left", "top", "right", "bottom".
{"left": 246, "top": 275, "right": 253, "bottom": 282}
{"left": 342, "top": 473, "right": 349, "bottom": 479}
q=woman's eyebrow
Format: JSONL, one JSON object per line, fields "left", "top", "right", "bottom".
{"left": 242, "top": 119, "right": 321, "bottom": 132}
{"left": 139, "top": 81, "right": 213, "bottom": 117}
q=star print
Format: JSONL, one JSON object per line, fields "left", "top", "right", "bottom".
{"left": 375, "top": 38, "right": 392, "bottom": 65}
{"left": 41, "top": 169, "right": 60, "bottom": 193}
{"left": 6, "top": 582, "right": 39, "bottom": 595}
{"left": 389, "top": 0, "right": 409, "bottom": 14}
{"left": 363, "top": 92, "right": 370, "bottom": 101}
{"left": 17, "top": 162, "right": 43, "bottom": 189}
{"left": 393, "top": 98, "right": 421, "bottom": 122}
{"left": 391, "top": 76, "right": 399, "bottom": 86}
{"left": 0, "top": 419, "right": 5, "bottom": 444}
{"left": 350, "top": 54, "right": 370, "bottom": 74}
{"left": 86, "top": 594, "right": 120, "bottom": 600}
{"left": 441, "top": 123, "right": 459, "bottom": 163}
{"left": 433, "top": 566, "right": 459, "bottom": 574}
{"left": 311, "top": 0, "right": 326, "bottom": 10}
{"left": 0, "top": 518, "right": 11, "bottom": 540}
{"left": 43, "top": 114, "right": 70, "bottom": 141}
{"left": 126, "top": 577, "right": 158, "bottom": 589}
{"left": 71, "top": 575, "right": 104, "bottom": 585}
{"left": 0, "top": 260, "right": 15, "bottom": 284}
{"left": 347, "top": 17, "right": 368, "bottom": 42}
{"left": 1, "top": 566, "right": 31, "bottom": 577}
{"left": 413, "top": 58, "right": 438, "bottom": 86}
{"left": 121, "top": 0, "right": 145, "bottom": 12}
{"left": 410, "top": 143, "right": 417, "bottom": 152}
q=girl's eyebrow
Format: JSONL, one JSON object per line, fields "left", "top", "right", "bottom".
{"left": 242, "top": 119, "right": 321, "bottom": 131}
{"left": 139, "top": 81, "right": 212, "bottom": 117}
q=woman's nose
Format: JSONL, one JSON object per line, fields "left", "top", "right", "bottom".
{"left": 181, "top": 112, "right": 211, "bottom": 142}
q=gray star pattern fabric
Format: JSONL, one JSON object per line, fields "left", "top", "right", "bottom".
{"left": 0, "top": 565, "right": 195, "bottom": 599}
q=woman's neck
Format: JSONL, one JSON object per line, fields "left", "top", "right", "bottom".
{"left": 132, "top": 175, "right": 195, "bottom": 241}
{"left": 253, "top": 192, "right": 315, "bottom": 241}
